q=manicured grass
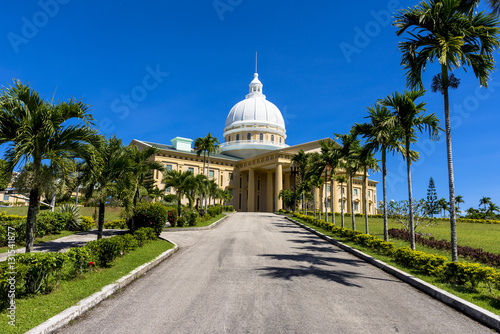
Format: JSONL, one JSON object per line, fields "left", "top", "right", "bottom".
{"left": 0, "top": 238, "right": 174, "bottom": 334}
{"left": 165, "top": 213, "right": 227, "bottom": 229}
{"left": 0, "top": 206, "right": 124, "bottom": 222}
{"left": 0, "top": 230, "right": 80, "bottom": 253}
{"left": 314, "top": 214, "right": 500, "bottom": 254}
{"left": 289, "top": 215, "right": 500, "bottom": 317}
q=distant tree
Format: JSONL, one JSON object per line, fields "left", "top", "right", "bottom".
{"left": 425, "top": 177, "right": 439, "bottom": 218}
{"left": 486, "top": 202, "right": 499, "bottom": 220}
{"left": 479, "top": 196, "right": 492, "bottom": 216}
{"left": 455, "top": 195, "right": 464, "bottom": 214}
{"left": 437, "top": 198, "right": 449, "bottom": 218}
{"left": 335, "top": 175, "right": 348, "bottom": 228}
{"left": 279, "top": 189, "right": 297, "bottom": 211}
{"left": 387, "top": 199, "right": 436, "bottom": 234}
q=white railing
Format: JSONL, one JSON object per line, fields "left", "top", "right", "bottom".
{"left": 220, "top": 140, "right": 289, "bottom": 148}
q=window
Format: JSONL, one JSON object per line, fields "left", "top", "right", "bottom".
{"left": 188, "top": 167, "right": 194, "bottom": 173}
{"left": 257, "top": 179, "right": 260, "bottom": 191}
{"left": 341, "top": 200, "right": 345, "bottom": 210}
{"left": 247, "top": 133, "right": 251, "bottom": 140}
{"left": 279, "top": 137, "right": 282, "bottom": 143}
{"left": 239, "top": 178, "right": 242, "bottom": 188}
{"left": 165, "top": 187, "right": 171, "bottom": 193}
{"left": 229, "top": 172, "right": 233, "bottom": 180}
{"left": 228, "top": 136, "right": 231, "bottom": 142}
{"left": 3, "top": 195, "right": 9, "bottom": 201}
{"left": 239, "top": 193, "right": 242, "bottom": 209}
{"left": 354, "top": 202, "right": 359, "bottom": 211}
{"left": 209, "top": 170, "right": 214, "bottom": 178}
{"left": 220, "top": 175, "right": 223, "bottom": 186}
{"left": 354, "top": 189, "right": 358, "bottom": 196}
{"left": 341, "top": 187, "right": 345, "bottom": 194}
{"left": 236, "top": 134, "right": 239, "bottom": 141}
{"left": 327, "top": 185, "right": 331, "bottom": 193}
{"left": 260, "top": 133, "right": 263, "bottom": 141}
{"left": 368, "top": 190, "right": 372, "bottom": 197}
{"left": 369, "top": 203, "right": 372, "bottom": 212}
{"left": 166, "top": 164, "right": 172, "bottom": 171}
{"left": 257, "top": 196, "right": 260, "bottom": 211}
{"left": 156, "top": 170, "right": 159, "bottom": 179}
{"left": 271, "top": 135, "right": 274, "bottom": 142}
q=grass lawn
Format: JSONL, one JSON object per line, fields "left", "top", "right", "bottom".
{"left": 165, "top": 213, "right": 227, "bottom": 229}
{"left": 0, "top": 206, "right": 124, "bottom": 222}
{"left": 318, "top": 214, "right": 500, "bottom": 254}
{"left": 288, "top": 215, "right": 500, "bottom": 317}
{"left": 0, "top": 230, "right": 80, "bottom": 253}
{"left": 0, "top": 238, "right": 174, "bottom": 334}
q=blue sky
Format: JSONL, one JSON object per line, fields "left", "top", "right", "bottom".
{"left": 1, "top": 0, "right": 499, "bottom": 212}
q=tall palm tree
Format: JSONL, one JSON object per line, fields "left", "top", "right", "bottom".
{"left": 394, "top": 0, "right": 499, "bottom": 260}
{"left": 353, "top": 105, "right": 402, "bottom": 241}
{"left": 317, "top": 140, "right": 342, "bottom": 224}
{"left": 486, "top": 202, "right": 500, "bottom": 219}
{"left": 357, "top": 145, "right": 380, "bottom": 234}
{"left": 80, "top": 136, "right": 130, "bottom": 239}
{"left": 291, "top": 150, "right": 311, "bottom": 213}
{"left": 479, "top": 196, "right": 492, "bottom": 213}
{"left": 200, "top": 133, "right": 220, "bottom": 211}
{"left": 381, "top": 89, "right": 441, "bottom": 250}
{"left": 163, "top": 170, "right": 196, "bottom": 217}
{"left": 455, "top": 195, "right": 464, "bottom": 214}
{"left": 0, "top": 80, "right": 97, "bottom": 251}
{"left": 335, "top": 175, "right": 348, "bottom": 228}
{"left": 335, "top": 132, "right": 361, "bottom": 230}
{"left": 437, "top": 198, "right": 449, "bottom": 217}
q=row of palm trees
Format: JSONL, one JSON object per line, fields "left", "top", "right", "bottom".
{"left": 0, "top": 80, "right": 166, "bottom": 252}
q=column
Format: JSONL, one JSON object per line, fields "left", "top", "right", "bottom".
{"left": 275, "top": 163, "right": 283, "bottom": 211}
{"left": 248, "top": 169, "right": 255, "bottom": 212}
{"left": 284, "top": 172, "right": 290, "bottom": 190}
{"left": 267, "top": 171, "right": 273, "bottom": 213}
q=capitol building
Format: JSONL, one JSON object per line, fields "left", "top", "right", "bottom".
{"left": 130, "top": 71, "right": 378, "bottom": 213}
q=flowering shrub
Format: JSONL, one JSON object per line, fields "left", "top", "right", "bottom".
{"left": 103, "top": 219, "right": 127, "bottom": 229}
{"left": 67, "top": 246, "right": 93, "bottom": 275}
{"left": 80, "top": 216, "right": 95, "bottom": 231}
{"left": 129, "top": 202, "right": 168, "bottom": 236}
{"left": 166, "top": 207, "right": 178, "bottom": 227}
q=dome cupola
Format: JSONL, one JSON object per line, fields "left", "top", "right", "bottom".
{"left": 220, "top": 72, "right": 287, "bottom": 159}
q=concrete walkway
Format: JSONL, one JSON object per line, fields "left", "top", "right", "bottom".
{"left": 0, "top": 229, "right": 126, "bottom": 262}
{"left": 55, "top": 213, "right": 491, "bottom": 334}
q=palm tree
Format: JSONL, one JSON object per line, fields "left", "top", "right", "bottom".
{"left": 455, "top": 195, "right": 464, "bottom": 214}
{"left": 479, "top": 196, "right": 492, "bottom": 213}
{"left": 335, "top": 132, "right": 361, "bottom": 230}
{"left": 381, "top": 89, "right": 441, "bottom": 250}
{"left": 310, "top": 173, "right": 324, "bottom": 220}
{"left": 357, "top": 145, "right": 380, "bottom": 234}
{"left": 353, "top": 104, "right": 402, "bottom": 241}
{"left": 193, "top": 173, "right": 208, "bottom": 210}
{"left": 291, "top": 150, "right": 311, "bottom": 213}
{"left": 394, "top": 0, "right": 499, "bottom": 260}
{"left": 437, "top": 198, "right": 449, "bottom": 218}
{"left": 80, "top": 136, "right": 130, "bottom": 239}
{"left": 0, "top": 80, "right": 97, "bottom": 251}
{"left": 486, "top": 202, "right": 500, "bottom": 219}
{"left": 317, "top": 140, "right": 342, "bottom": 224}
{"left": 335, "top": 175, "right": 348, "bottom": 228}
{"left": 203, "top": 133, "right": 220, "bottom": 211}
{"left": 163, "top": 170, "right": 196, "bottom": 217}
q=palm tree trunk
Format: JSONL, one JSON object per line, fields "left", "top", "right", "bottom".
{"left": 202, "top": 153, "right": 206, "bottom": 210}
{"left": 406, "top": 139, "right": 415, "bottom": 250}
{"left": 313, "top": 187, "right": 317, "bottom": 219}
{"left": 331, "top": 174, "right": 335, "bottom": 225}
{"left": 442, "top": 66, "right": 458, "bottom": 262}
{"left": 325, "top": 171, "right": 329, "bottom": 223}
{"left": 363, "top": 168, "right": 369, "bottom": 234}
{"left": 25, "top": 187, "right": 40, "bottom": 252}
{"left": 349, "top": 172, "right": 355, "bottom": 230}
{"left": 340, "top": 183, "right": 345, "bottom": 228}
{"left": 97, "top": 201, "right": 105, "bottom": 240}
{"left": 205, "top": 156, "right": 210, "bottom": 211}
{"left": 382, "top": 149, "right": 388, "bottom": 241}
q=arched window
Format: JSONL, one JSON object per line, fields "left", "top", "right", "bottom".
{"left": 247, "top": 133, "right": 251, "bottom": 140}
{"left": 279, "top": 137, "right": 282, "bottom": 143}
{"left": 236, "top": 134, "right": 239, "bottom": 141}
{"left": 271, "top": 135, "right": 274, "bottom": 142}
{"left": 259, "top": 133, "right": 263, "bottom": 141}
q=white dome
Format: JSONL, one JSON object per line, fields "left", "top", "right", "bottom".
{"left": 224, "top": 73, "right": 285, "bottom": 131}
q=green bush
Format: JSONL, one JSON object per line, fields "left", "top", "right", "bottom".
{"left": 66, "top": 246, "right": 93, "bottom": 275}
{"left": 207, "top": 205, "right": 223, "bottom": 217}
{"left": 57, "top": 204, "right": 82, "bottom": 231}
{"left": 129, "top": 202, "right": 168, "bottom": 236}
{"left": 183, "top": 209, "right": 198, "bottom": 226}
{"left": 80, "top": 216, "right": 95, "bottom": 231}
{"left": 0, "top": 219, "right": 26, "bottom": 246}
{"left": 134, "top": 227, "right": 157, "bottom": 247}
{"left": 86, "top": 238, "right": 121, "bottom": 267}
{"left": 224, "top": 205, "right": 233, "bottom": 212}
{"left": 104, "top": 219, "right": 127, "bottom": 229}
{"left": 440, "top": 262, "right": 499, "bottom": 288}
{"left": 16, "top": 252, "right": 66, "bottom": 294}
{"left": 0, "top": 211, "right": 27, "bottom": 221}
{"left": 393, "top": 247, "right": 447, "bottom": 276}
{"left": 177, "top": 216, "right": 187, "bottom": 227}
{"left": 36, "top": 212, "right": 72, "bottom": 237}
{"left": 115, "top": 233, "right": 138, "bottom": 253}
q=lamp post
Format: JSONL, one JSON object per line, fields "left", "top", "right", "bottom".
{"left": 291, "top": 164, "right": 298, "bottom": 213}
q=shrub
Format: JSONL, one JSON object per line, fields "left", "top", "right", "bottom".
{"left": 80, "top": 216, "right": 95, "bottom": 231}
{"left": 115, "top": 233, "right": 138, "bottom": 253}
{"left": 183, "top": 209, "right": 198, "bottom": 226}
{"left": 166, "top": 207, "right": 178, "bottom": 227}
{"left": 36, "top": 212, "right": 71, "bottom": 236}
{"left": 134, "top": 227, "right": 157, "bottom": 247}
{"left": 0, "top": 211, "right": 27, "bottom": 221}
{"left": 224, "top": 205, "right": 233, "bottom": 212}
{"left": 0, "top": 219, "right": 26, "bottom": 246}
{"left": 86, "top": 238, "right": 121, "bottom": 267}
{"left": 104, "top": 219, "right": 127, "bottom": 229}
{"left": 393, "top": 247, "right": 447, "bottom": 276}
{"left": 177, "top": 216, "right": 187, "bottom": 227}
{"left": 440, "top": 262, "right": 499, "bottom": 289}
{"left": 203, "top": 213, "right": 211, "bottom": 221}
{"left": 66, "top": 246, "right": 93, "bottom": 275}
{"left": 57, "top": 204, "right": 82, "bottom": 231}
{"left": 16, "top": 252, "right": 66, "bottom": 294}
{"left": 129, "top": 202, "right": 168, "bottom": 236}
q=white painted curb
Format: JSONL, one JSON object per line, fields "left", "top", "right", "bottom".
{"left": 25, "top": 237, "right": 179, "bottom": 334}
{"left": 285, "top": 216, "right": 500, "bottom": 332}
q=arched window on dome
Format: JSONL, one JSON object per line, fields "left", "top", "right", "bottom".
{"left": 259, "top": 134, "right": 263, "bottom": 141}
{"left": 228, "top": 136, "right": 231, "bottom": 142}
{"left": 271, "top": 135, "right": 274, "bottom": 142}
{"left": 236, "top": 134, "right": 239, "bottom": 141}
{"left": 247, "top": 133, "right": 251, "bottom": 141}
{"left": 279, "top": 137, "right": 282, "bottom": 143}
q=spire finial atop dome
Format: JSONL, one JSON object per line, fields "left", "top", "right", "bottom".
{"left": 248, "top": 71, "right": 263, "bottom": 97}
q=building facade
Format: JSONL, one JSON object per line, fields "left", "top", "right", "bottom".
{"left": 130, "top": 71, "right": 378, "bottom": 214}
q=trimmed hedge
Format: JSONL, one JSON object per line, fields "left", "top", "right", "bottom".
{"left": 291, "top": 213, "right": 500, "bottom": 292}
{"left": 104, "top": 219, "right": 127, "bottom": 229}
